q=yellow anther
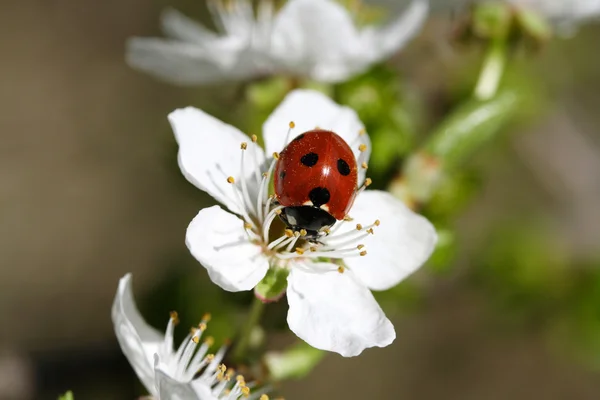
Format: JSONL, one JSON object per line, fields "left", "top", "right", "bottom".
{"left": 357, "top": 244, "right": 365, "bottom": 250}
{"left": 244, "top": 222, "right": 253, "bottom": 230}
{"left": 192, "top": 335, "right": 200, "bottom": 344}
{"left": 223, "top": 389, "right": 231, "bottom": 395}
{"left": 359, "top": 128, "right": 366, "bottom": 135}
{"left": 236, "top": 375, "right": 246, "bottom": 384}
{"left": 289, "top": 121, "right": 295, "bottom": 129}
{"left": 226, "top": 368, "right": 236, "bottom": 378}
{"left": 262, "top": 172, "right": 268, "bottom": 177}
{"left": 366, "top": 228, "right": 374, "bottom": 235}
{"left": 275, "top": 209, "right": 282, "bottom": 215}
{"left": 202, "top": 313, "right": 211, "bottom": 322}
{"left": 251, "top": 134, "right": 258, "bottom": 143}
{"left": 285, "top": 229, "right": 294, "bottom": 237}
{"left": 360, "top": 250, "right": 367, "bottom": 256}
{"left": 356, "top": 224, "right": 363, "bottom": 231}
{"left": 314, "top": 125, "right": 321, "bottom": 129}
{"left": 218, "top": 364, "right": 227, "bottom": 373}
{"left": 337, "top": 266, "right": 345, "bottom": 274}
{"left": 198, "top": 322, "right": 207, "bottom": 331}
{"left": 169, "top": 311, "right": 179, "bottom": 324}
{"left": 324, "top": 228, "right": 331, "bottom": 235}
{"left": 344, "top": 215, "right": 353, "bottom": 222}
{"left": 365, "top": 178, "right": 372, "bottom": 187}
{"left": 361, "top": 162, "right": 368, "bottom": 169}
{"left": 227, "top": 176, "right": 235, "bottom": 184}
{"left": 295, "top": 248, "right": 305, "bottom": 255}
{"left": 273, "top": 152, "right": 280, "bottom": 159}
{"left": 205, "top": 354, "right": 215, "bottom": 362}
{"left": 260, "top": 395, "right": 270, "bottom": 400}
{"left": 294, "top": 231, "right": 300, "bottom": 238}
{"left": 204, "top": 336, "right": 215, "bottom": 347}
{"left": 241, "top": 142, "right": 248, "bottom": 150}
{"left": 242, "top": 386, "right": 251, "bottom": 397}
{"left": 310, "top": 246, "right": 317, "bottom": 252}
{"left": 359, "top": 144, "right": 367, "bottom": 152}
{"left": 300, "top": 229, "right": 307, "bottom": 236}
{"left": 190, "top": 327, "right": 198, "bottom": 335}
{"left": 374, "top": 219, "right": 380, "bottom": 226}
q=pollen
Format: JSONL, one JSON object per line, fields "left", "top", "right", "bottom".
{"left": 192, "top": 336, "right": 200, "bottom": 344}
{"left": 360, "top": 250, "right": 367, "bottom": 256}
{"left": 242, "top": 386, "right": 251, "bottom": 397}
{"left": 356, "top": 223, "right": 363, "bottom": 230}
{"left": 300, "top": 229, "right": 307, "bottom": 236}
{"left": 227, "top": 176, "right": 235, "bottom": 184}
{"left": 374, "top": 219, "right": 380, "bottom": 226}
{"left": 218, "top": 364, "right": 227, "bottom": 373}
{"left": 251, "top": 134, "right": 258, "bottom": 142}
{"left": 202, "top": 313, "right": 212, "bottom": 322}
{"left": 241, "top": 142, "right": 248, "bottom": 150}
{"left": 273, "top": 152, "right": 280, "bottom": 159}
{"left": 358, "top": 144, "right": 367, "bottom": 152}
{"left": 285, "top": 229, "right": 294, "bottom": 237}
{"left": 337, "top": 266, "right": 345, "bottom": 274}
{"left": 365, "top": 178, "right": 372, "bottom": 187}
{"left": 276, "top": 209, "right": 282, "bottom": 215}
{"left": 289, "top": 121, "right": 295, "bottom": 129}
{"left": 293, "top": 231, "right": 301, "bottom": 238}
{"left": 236, "top": 375, "right": 246, "bottom": 384}
{"left": 295, "top": 247, "right": 305, "bottom": 255}
{"left": 199, "top": 322, "right": 208, "bottom": 331}
{"left": 366, "top": 228, "right": 374, "bottom": 235}
{"left": 169, "top": 311, "right": 179, "bottom": 325}
{"left": 361, "top": 162, "right": 368, "bottom": 169}
{"left": 357, "top": 244, "right": 365, "bottom": 250}
{"left": 205, "top": 354, "right": 215, "bottom": 362}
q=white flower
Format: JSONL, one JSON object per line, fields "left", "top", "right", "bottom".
{"left": 112, "top": 274, "right": 258, "bottom": 400}
{"left": 506, "top": 0, "right": 600, "bottom": 25}
{"left": 169, "top": 89, "right": 437, "bottom": 357}
{"left": 126, "top": 0, "right": 428, "bottom": 84}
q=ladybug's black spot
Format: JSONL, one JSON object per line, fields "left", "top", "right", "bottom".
{"left": 293, "top": 134, "right": 305, "bottom": 142}
{"left": 337, "top": 159, "right": 351, "bottom": 176}
{"left": 300, "top": 152, "right": 319, "bottom": 167}
{"left": 279, "top": 171, "right": 286, "bottom": 179}
{"left": 309, "top": 187, "right": 330, "bottom": 207}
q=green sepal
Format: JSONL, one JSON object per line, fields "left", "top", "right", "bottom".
{"left": 472, "top": 2, "right": 513, "bottom": 40}
{"left": 264, "top": 341, "right": 326, "bottom": 381}
{"left": 254, "top": 268, "right": 289, "bottom": 302}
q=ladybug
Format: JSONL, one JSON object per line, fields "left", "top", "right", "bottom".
{"left": 274, "top": 129, "right": 358, "bottom": 237}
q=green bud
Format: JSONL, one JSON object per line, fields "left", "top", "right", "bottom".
{"left": 264, "top": 342, "right": 325, "bottom": 381}
{"left": 254, "top": 268, "right": 289, "bottom": 302}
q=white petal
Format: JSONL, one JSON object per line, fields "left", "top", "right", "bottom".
{"left": 111, "top": 274, "right": 163, "bottom": 397}
{"left": 154, "top": 355, "right": 207, "bottom": 400}
{"left": 270, "top": 0, "right": 365, "bottom": 82}
{"left": 186, "top": 206, "right": 269, "bottom": 292}
{"left": 169, "top": 107, "right": 266, "bottom": 215}
{"left": 287, "top": 267, "right": 395, "bottom": 357}
{"left": 126, "top": 38, "right": 260, "bottom": 85}
{"left": 263, "top": 89, "right": 371, "bottom": 183}
{"left": 161, "top": 8, "right": 219, "bottom": 43}
{"left": 343, "top": 190, "right": 437, "bottom": 291}
{"left": 359, "top": 1, "right": 428, "bottom": 61}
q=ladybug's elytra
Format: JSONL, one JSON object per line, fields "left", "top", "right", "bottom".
{"left": 274, "top": 129, "right": 358, "bottom": 237}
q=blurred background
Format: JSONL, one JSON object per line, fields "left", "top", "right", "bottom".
{"left": 1, "top": 0, "right": 600, "bottom": 399}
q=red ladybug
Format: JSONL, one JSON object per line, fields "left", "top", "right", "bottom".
{"left": 274, "top": 129, "right": 358, "bottom": 236}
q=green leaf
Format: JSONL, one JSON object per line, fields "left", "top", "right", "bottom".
{"left": 58, "top": 391, "right": 74, "bottom": 400}
{"left": 264, "top": 341, "right": 325, "bottom": 381}
{"left": 425, "top": 88, "right": 523, "bottom": 170}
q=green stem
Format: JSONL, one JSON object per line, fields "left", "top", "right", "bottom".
{"left": 233, "top": 296, "right": 265, "bottom": 362}
{"left": 474, "top": 39, "right": 507, "bottom": 101}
